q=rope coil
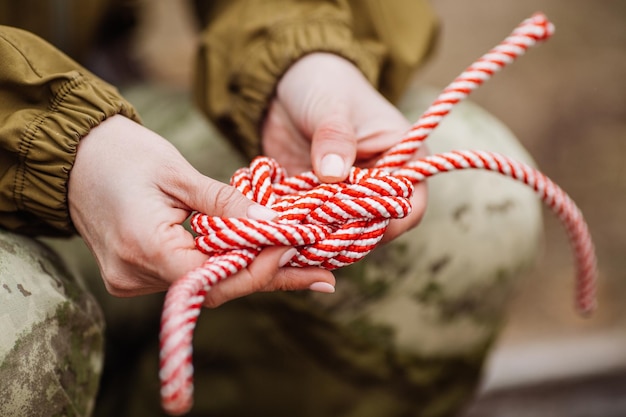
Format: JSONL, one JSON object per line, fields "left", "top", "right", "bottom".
{"left": 159, "top": 13, "right": 598, "bottom": 415}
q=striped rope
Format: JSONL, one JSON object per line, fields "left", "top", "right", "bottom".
{"left": 159, "top": 13, "right": 597, "bottom": 415}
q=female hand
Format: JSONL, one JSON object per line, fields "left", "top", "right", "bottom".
{"left": 68, "top": 115, "right": 335, "bottom": 307}
{"left": 262, "top": 53, "right": 428, "bottom": 241}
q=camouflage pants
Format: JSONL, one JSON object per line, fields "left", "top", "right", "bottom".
{"left": 0, "top": 85, "right": 542, "bottom": 417}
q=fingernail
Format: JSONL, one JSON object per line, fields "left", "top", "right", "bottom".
{"left": 320, "top": 154, "right": 345, "bottom": 178}
{"left": 309, "top": 282, "right": 336, "bottom": 294}
{"left": 247, "top": 204, "right": 277, "bottom": 221}
{"left": 278, "top": 248, "right": 298, "bottom": 267}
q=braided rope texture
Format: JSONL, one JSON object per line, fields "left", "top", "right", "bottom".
{"left": 159, "top": 13, "right": 598, "bottom": 415}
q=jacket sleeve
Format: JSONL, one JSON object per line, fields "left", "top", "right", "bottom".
{"left": 193, "top": 0, "right": 439, "bottom": 159}
{"left": 0, "top": 26, "right": 140, "bottom": 236}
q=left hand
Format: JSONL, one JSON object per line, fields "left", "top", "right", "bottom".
{"left": 68, "top": 115, "right": 335, "bottom": 308}
{"left": 262, "top": 53, "right": 428, "bottom": 242}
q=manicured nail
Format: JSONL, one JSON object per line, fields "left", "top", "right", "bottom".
{"left": 309, "top": 282, "right": 336, "bottom": 294}
{"left": 247, "top": 204, "right": 277, "bottom": 221}
{"left": 278, "top": 248, "right": 298, "bottom": 267}
{"left": 320, "top": 154, "right": 345, "bottom": 178}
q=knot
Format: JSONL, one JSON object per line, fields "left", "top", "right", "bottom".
{"left": 191, "top": 156, "right": 414, "bottom": 270}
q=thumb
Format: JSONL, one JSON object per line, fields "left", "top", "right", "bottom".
{"left": 183, "top": 173, "right": 277, "bottom": 221}
{"left": 310, "top": 103, "right": 357, "bottom": 183}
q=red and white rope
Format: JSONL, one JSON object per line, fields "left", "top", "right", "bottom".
{"left": 159, "top": 13, "right": 598, "bottom": 415}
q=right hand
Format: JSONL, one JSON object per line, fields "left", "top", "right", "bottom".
{"left": 262, "top": 53, "right": 429, "bottom": 242}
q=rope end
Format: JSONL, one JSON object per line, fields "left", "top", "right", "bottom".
{"left": 577, "top": 299, "right": 597, "bottom": 318}
{"left": 529, "top": 12, "right": 555, "bottom": 41}
{"left": 162, "top": 395, "right": 193, "bottom": 417}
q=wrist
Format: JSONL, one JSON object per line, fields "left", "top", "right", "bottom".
{"left": 278, "top": 52, "right": 368, "bottom": 98}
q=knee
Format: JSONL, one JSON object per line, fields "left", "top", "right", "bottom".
{"left": 0, "top": 230, "right": 104, "bottom": 417}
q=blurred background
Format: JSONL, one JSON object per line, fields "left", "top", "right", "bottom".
{"left": 415, "top": 1, "right": 626, "bottom": 415}
{"left": 103, "top": 0, "right": 626, "bottom": 414}
{"left": 8, "top": 0, "right": 622, "bottom": 414}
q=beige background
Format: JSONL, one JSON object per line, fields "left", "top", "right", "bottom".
{"left": 416, "top": 0, "right": 626, "bottom": 384}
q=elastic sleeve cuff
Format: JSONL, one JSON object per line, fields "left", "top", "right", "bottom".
{"left": 197, "top": 19, "right": 385, "bottom": 160}
{"left": 15, "top": 72, "right": 140, "bottom": 235}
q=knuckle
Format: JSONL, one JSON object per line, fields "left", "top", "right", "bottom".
{"left": 315, "top": 121, "right": 353, "bottom": 144}
{"left": 100, "top": 268, "right": 137, "bottom": 297}
{"left": 249, "top": 273, "right": 272, "bottom": 293}
{"left": 206, "top": 183, "right": 242, "bottom": 215}
{"left": 245, "top": 266, "right": 276, "bottom": 293}
{"left": 99, "top": 238, "right": 156, "bottom": 298}
{"left": 270, "top": 268, "right": 302, "bottom": 291}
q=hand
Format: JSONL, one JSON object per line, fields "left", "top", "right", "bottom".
{"left": 262, "top": 53, "right": 428, "bottom": 241}
{"left": 68, "top": 115, "right": 335, "bottom": 307}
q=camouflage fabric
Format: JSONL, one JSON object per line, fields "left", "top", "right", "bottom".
{"left": 0, "top": 84, "right": 542, "bottom": 417}
{"left": 0, "top": 230, "right": 104, "bottom": 417}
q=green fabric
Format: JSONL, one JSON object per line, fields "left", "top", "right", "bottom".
{"left": 0, "top": 229, "right": 104, "bottom": 417}
{"left": 0, "top": 0, "right": 437, "bottom": 237}
{"left": 194, "top": 0, "right": 439, "bottom": 158}
{"left": 0, "top": 26, "right": 139, "bottom": 235}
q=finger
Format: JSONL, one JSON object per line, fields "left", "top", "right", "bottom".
{"left": 381, "top": 144, "right": 430, "bottom": 242}
{"left": 202, "top": 246, "right": 291, "bottom": 307}
{"left": 159, "top": 225, "right": 211, "bottom": 281}
{"left": 267, "top": 266, "right": 336, "bottom": 293}
{"left": 202, "top": 246, "right": 336, "bottom": 308}
{"left": 180, "top": 172, "right": 277, "bottom": 220}
{"left": 382, "top": 182, "right": 428, "bottom": 243}
{"left": 310, "top": 104, "right": 357, "bottom": 183}
{"left": 262, "top": 100, "right": 312, "bottom": 176}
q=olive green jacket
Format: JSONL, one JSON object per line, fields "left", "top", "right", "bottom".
{"left": 0, "top": 0, "right": 437, "bottom": 236}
